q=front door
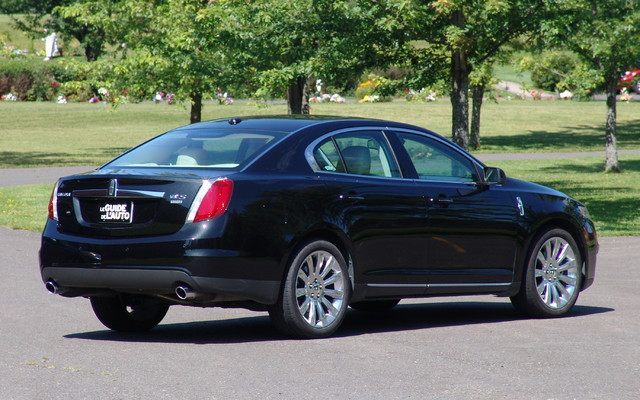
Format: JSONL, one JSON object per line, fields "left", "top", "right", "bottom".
{"left": 392, "top": 131, "right": 520, "bottom": 294}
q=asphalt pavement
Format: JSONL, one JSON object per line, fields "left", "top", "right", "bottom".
{"left": 1, "top": 228, "right": 639, "bottom": 399}
{"left": 1, "top": 161, "right": 640, "bottom": 399}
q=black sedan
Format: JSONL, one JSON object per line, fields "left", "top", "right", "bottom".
{"left": 40, "top": 116, "right": 598, "bottom": 338}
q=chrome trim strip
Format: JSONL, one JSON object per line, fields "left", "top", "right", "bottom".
{"left": 367, "top": 282, "right": 511, "bottom": 289}
{"left": 72, "top": 189, "right": 165, "bottom": 198}
{"left": 367, "top": 283, "right": 427, "bottom": 288}
{"left": 117, "top": 189, "right": 165, "bottom": 198}
{"left": 428, "top": 282, "right": 511, "bottom": 288}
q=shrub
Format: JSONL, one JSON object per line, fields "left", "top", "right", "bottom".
{"left": 520, "top": 52, "right": 579, "bottom": 91}
{"left": 0, "top": 57, "right": 71, "bottom": 101}
{"left": 355, "top": 74, "right": 397, "bottom": 102}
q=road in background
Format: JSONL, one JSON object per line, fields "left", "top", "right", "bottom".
{"left": 1, "top": 227, "right": 639, "bottom": 399}
{"left": 5, "top": 148, "right": 640, "bottom": 188}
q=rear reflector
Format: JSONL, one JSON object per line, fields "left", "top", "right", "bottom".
{"left": 187, "top": 178, "right": 234, "bottom": 223}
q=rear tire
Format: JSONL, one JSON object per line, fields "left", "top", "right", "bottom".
{"left": 90, "top": 294, "right": 169, "bottom": 332}
{"left": 511, "top": 228, "right": 582, "bottom": 318}
{"left": 269, "top": 240, "right": 351, "bottom": 338}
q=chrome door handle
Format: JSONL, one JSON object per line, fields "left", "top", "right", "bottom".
{"left": 429, "top": 196, "right": 453, "bottom": 206}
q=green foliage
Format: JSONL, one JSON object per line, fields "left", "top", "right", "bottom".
{"left": 0, "top": 0, "right": 62, "bottom": 14}
{"left": 536, "top": 0, "right": 640, "bottom": 171}
{"left": 208, "top": 0, "right": 402, "bottom": 105}
{"left": 540, "top": 0, "right": 640, "bottom": 81}
{"left": 354, "top": 74, "right": 398, "bottom": 102}
{"left": 0, "top": 58, "right": 68, "bottom": 100}
{"left": 519, "top": 51, "right": 579, "bottom": 91}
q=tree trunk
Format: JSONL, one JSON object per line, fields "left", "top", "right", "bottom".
{"left": 84, "top": 44, "right": 101, "bottom": 62}
{"left": 450, "top": 10, "right": 469, "bottom": 150}
{"left": 604, "top": 76, "right": 619, "bottom": 172}
{"left": 287, "top": 76, "right": 310, "bottom": 115}
{"left": 76, "top": 26, "right": 103, "bottom": 62}
{"left": 190, "top": 91, "right": 202, "bottom": 124}
{"left": 470, "top": 84, "right": 484, "bottom": 150}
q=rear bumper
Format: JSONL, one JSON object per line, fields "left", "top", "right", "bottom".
{"left": 39, "top": 221, "right": 282, "bottom": 305}
{"left": 41, "top": 266, "right": 280, "bottom": 304}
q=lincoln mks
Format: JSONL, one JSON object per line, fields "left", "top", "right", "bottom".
{"left": 40, "top": 116, "right": 598, "bottom": 338}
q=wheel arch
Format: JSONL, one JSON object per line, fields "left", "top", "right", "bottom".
{"left": 517, "top": 216, "right": 589, "bottom": 292}
{"left": 278, "top": 227, "right": 354, "bottom": 292}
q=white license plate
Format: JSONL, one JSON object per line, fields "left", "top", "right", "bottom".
{"left": 99, "top": 202, "right": 133, "bottom": 223}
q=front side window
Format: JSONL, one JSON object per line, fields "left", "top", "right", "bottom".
{"left": 312, "top": 131, "right": 400, "bottom": 177}
{"left": 396, "top": 132, "right": 477, "bottom": 182}
{"left": 106, "top": 129, "right": 288, "bottom": 169}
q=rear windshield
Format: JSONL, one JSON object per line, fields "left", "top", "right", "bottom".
{"left": 105, "top": 128, "right": 288, "bottom": 169}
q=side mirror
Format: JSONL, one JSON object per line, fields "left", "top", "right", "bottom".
{"left": 484, "top": 167, "right": 506, "bottom": 185}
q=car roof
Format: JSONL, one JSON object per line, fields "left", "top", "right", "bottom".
{"left": 172, "top": 115, "right": 387, "bottom": 134}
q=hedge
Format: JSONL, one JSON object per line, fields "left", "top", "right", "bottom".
{"left": 0, "top": 57, "right": 86, "bottom": 101}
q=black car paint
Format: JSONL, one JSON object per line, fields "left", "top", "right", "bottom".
{"left": 40, "top": 116, "right": 597, "bottom": 311}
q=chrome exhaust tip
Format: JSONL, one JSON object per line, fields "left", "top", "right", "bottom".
{"left": 45, "top": 280, "right": 59, "bottom": 294}
{"left": 175, "top": 285, "right": 196, "bottom": 300}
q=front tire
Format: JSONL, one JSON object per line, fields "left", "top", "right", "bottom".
{"left": 90, "top": 294, "right": 169, "bottom": 332}
{"left": 511, "top": 228, "right": 582, "bottom": 318}
{"left": 269, "top": 240, "right": 351, "bottom": 338}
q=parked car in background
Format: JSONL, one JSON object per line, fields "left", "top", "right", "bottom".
{"left": 619, "top": 69, "right": 640, "bottom": 92}
{"left": 40, "top": 116, "right": 598, "bottom": 338}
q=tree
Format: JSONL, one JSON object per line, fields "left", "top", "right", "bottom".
{"left": 60, "top": 0, "right": 235, "bottom": 123}
{"left": 539, "top": 0, "right": 640, "bottom": 172}
{"left": 1, "top": 0, "right": 119, "bottom": 62}
{"left": 59, "top": 0, "right": 395, "bottom": 120}
{"left": 379, "top": 0, "right": 547, "bottom": 150}
{"left": 221, "top": 0, "right": 400, "bottom": 114}
{"left": 469, "top": 62, "right": 498, "bottom": 150}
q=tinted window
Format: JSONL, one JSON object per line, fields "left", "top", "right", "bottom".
{"left": 397, "top": 132, "right": 477, "bottom": 182}
{"left": 313, "top": 139, "right": 345, "bottom": 173}
{"left": 313, "top": 131, "right": 400, "bottom": 177}
{"left": 106, "top": 129, "right": 287, "bottom": 168}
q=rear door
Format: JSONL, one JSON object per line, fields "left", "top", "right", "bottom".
{"left": 309, "top": 129, "right": 430, "bottom": 297}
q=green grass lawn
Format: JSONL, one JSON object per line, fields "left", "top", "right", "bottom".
{"left": 1, "top": 100, "right": 639, "bottom": 236}
{"left": 2, "top": 155, "right": 639, "bottom": 236}
{"left": 0, "top": 14, "right": 39, "bottom": 52}
{"left": 0, "top": 183, "right": 51, "bottom": 232}
{"left": 1, "top": 100, "right": 639, "bottom": 168}
{"left": 492, "top": 155, "right": 640, "bottom": 237}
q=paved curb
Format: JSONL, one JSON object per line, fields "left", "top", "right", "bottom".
{"left": 0, "top": 166, "right": 97, "bottom": 188}
{"left": 474, "top": 148, "right": 640, "bottom": 162}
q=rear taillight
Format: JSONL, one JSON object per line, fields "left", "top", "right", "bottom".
{"left": 47, "top": 181, "right": 59, "bottom": 221}
{"left": 187, "top": 178, "right": 234, "bottom": 223}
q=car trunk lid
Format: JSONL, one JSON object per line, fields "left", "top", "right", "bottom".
{"left": 54, "top": 169, "right": 225, "bottom": 237}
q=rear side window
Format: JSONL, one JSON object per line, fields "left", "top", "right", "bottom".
{"left": 106, "top": 129, "right": 288, "bottom": 169}
{"left": 311, "top": 130, "right": 401, "bottom": 177}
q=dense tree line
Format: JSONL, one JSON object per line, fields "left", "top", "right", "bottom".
{"left": 2, "top": 0, "right": 639, "bottom": 170}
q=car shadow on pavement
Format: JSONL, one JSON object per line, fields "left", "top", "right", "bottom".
{"left": 64, "top": 301, "right": 613, "bottom": 344}
{"left": 337, "top": 302, "right": 612, "bottom": 338}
